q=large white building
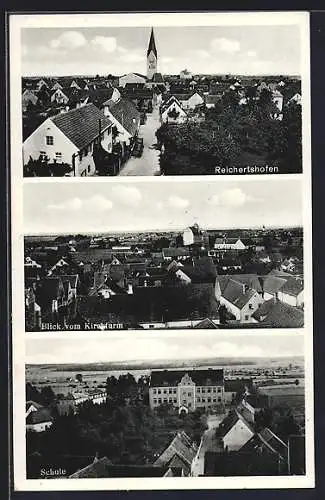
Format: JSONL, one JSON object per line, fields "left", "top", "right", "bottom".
{"left": 149, "top": 369, "right": 225, "bottom": 414}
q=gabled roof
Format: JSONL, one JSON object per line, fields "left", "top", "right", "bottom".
{"left": 252, "top": 300, "right": 304, "bottom": 327}
{"left": 26, "top": 407, "right": 53, "bottom": 425}
{"left": 60, "top": 274, "right": 79, "bottom": 289}
{"left": 87, "top": 88, "right": 116, "bottom": 107}
{"left": 262, "top": 275, "right": 287, "bottom": 294}
{"left": 51, "top": 103, "right": 112, "bottom": 150}
{"left": 155, "top": 432, "right": 197, "bottom": 471}
{"left": 218, "top": 410, "right": 240, "bottom": 437}
{"left": 194, "top": 318, "right": 218, "bottom": 329}
{"left": 109, "top": 98, "right": 140, "bottom": 136}
{"left": 150, "top": 368, "right": 224, "bottom": 387}
{"left": 147, "top": 28, "right": 157, "bottom": 58}
{"left": 26, "top": 400, "right": 43, "bottom": 412}
{"left": 258, "top": 427, "right": 288, "bottom": 459}
{"left": 70, "top": 457, "right": 173, "bottom": 478}
{"left": 281, "top": 276, "right": 304, "bottom": 296}
{"left": 220, "top": 278, "right": 257, "bottom": 309}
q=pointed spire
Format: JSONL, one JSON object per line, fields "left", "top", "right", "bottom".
{"left": 147, "top": 27, "right": 157, "bottom": 58}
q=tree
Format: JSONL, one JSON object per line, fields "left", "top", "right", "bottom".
{"left": 76, "top": 373, "right": 83, "bottom": 383}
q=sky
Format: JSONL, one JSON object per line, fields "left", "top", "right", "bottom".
{"left": 21, "top": 24, "right": 302, "bottom": 77}
{"left": 25, "top": 332, "right": 304, "bottom": 365}
{"left": 24, "top": 178, "right": 302, "bottom": 234}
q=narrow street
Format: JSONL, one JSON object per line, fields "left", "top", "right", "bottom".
{"left": 191, "top": 413, "right": 225, "bottom": 477}
{"left": 119, "top": 106, "right": 161, "bottom": 176}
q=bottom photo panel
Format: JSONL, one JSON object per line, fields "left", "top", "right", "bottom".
{"left": 20, "top": 331, "right": 312, "bottom": 488}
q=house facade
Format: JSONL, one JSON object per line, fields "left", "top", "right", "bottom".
{"left": 214, "top": 238, "right": 246, "bottom": 251}
{"left": 23, "top": 103, "right": 113, "bottom": 176}
{"left": 149, "top": 369, "right": 225, "bottom": 414}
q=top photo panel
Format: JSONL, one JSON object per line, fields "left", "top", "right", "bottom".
{"left": 15, "top": 12, "right": 309, "bottom": 178}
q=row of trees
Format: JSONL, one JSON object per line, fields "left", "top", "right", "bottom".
{"left": 156, "top": 90, "right": 302, "bottom": 175}
{"left": 26, "top": 375, "right": 207, "bottom": 478}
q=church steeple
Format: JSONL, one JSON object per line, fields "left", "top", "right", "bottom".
{"left": 147, "top": 28, "right": 157, "bottom": 80}
{"left": 147, "top": 28, "right": 157, "bottom": 58}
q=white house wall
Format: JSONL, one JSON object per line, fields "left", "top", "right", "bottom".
{"left": 223, "top": 419, "right": 254, "bottom": 451}
{"left": 23, "top": 118, "right": 78, "bottom": 167}
{"left": 119, "top": 74, "right": 147, "bottom": 87}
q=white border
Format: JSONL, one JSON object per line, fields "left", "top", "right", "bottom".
{"left": 10, "top": 11, "right": 314, "bottom": 491}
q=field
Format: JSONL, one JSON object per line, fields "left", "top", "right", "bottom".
{"left": 26, "top": 356, "right": 304, "bottom": 397}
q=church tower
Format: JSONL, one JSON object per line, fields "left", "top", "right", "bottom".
{"left": 147, "top": 28, "right": 157, "bottom": 80}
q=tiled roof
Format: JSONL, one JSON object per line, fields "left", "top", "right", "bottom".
{"left": 252, "top": 300, "right": 304, "bottom": 327}
{"left": 281, "top": 276, "right": 304, "bottom": 296}
{"left": 150, "top": 368, "right": 224, "bottom": 387}
{"left": 86, "top": 88, "right": 115, "bottom": 107}
{"left": 26, "top": 400, "right": 43, "bottom": 411}
{"left": 224, "top": 379, "right": 252, "bottom": 393}
{"left": 258, "top": 427, "right": 288, "bottom": 459}
{"left": 70, "top": 458, "right": 172, "bottom": 478}
{"left": 26, "top": 407, "right": 53, "bottom": 425}
{"left": 221, "top": 278, "right": 257, "bottom": 309}
{"left": 109, "top": 98, "right": 140, "bottom": 136}
{"left": 194, "top": 318, "right": 218, "bottom": 329}
{"left": 155, "top": 432, "right": 197, "bottom": 472}
{"left": 163, "top": 248, "right": 190, "bottom": 258}
{"left": 262, "top": 275, "right": 287, "bottom": 294}
{"left": 218, "top": 410, "right": 240, "bottom": 437}
{"left": 52, "top": 103, "right": 112, "bottom": 150}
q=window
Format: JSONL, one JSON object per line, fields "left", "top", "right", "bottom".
{"left": 188, "top": 392, "right": 192, "bottom": 397}
{"left": 197, "top": 388, "right": 201, "bottom": 393}
{"left": 245, "top": 315, "right": 249, "bottom": 320}
{"left": 218, "top": 387, "right": 221, "bottom": 393}
{"left": 87, "top": 165, "right": 91, "bottom": 173}
{"left": 158, "top": 398, "right": 162, "bottom": 403}
{"left": 39, "top": 151, "right": 46, "bottom": 160}
{"left": 188, "top": 403, "right": 191, "bottom": 408}
{"left": 197, "top": 398, "right": 201, "bottom": 402}
{"left": 202, "top": 398, "right": 206, "bottom": 403}
{"left": 173, "top": 398, "right": 177, "bottom": 403}
{"left": 55, "top": 152, "right": 62, "bottom": 160}
{"left": 46, "top": 135, "right": 54, "bottom": 145}
{"left": 218, "top": 397, "right": 221, "bottom": 402}
{"left": 207, "top": 388, "right": 211, "bottom": 393}
{"left": 153, "top": 389, "right": 156, "bottom": 394}
{"left": 153, "top": 399, "right": 157, "bottom": 404}
{"left": 212, "top": 388, "right": 216, "bottom": 393}
{"left": 213, "top": 398, "right": 216, "bottom": 403}
{"left": 158, "top": 389, "right": 161, "bottom": 394}
{"left": 163, "top": 398, "right": 167, "bottom": 403}
{"left": 202, "top": 388, "right": 205, "bottom": 393}
{"left": 163, "top": 389, "right": 167, "bottom": 394}
{"left": 173, "top": 389, "right": 177, "bottom": 394}
{"left": 208, "top": 398, "right": 211, "bottom": 403}
{"left": 249, "top": 304, "right": 253, "bottom": 309}
{"left": 169, "top": 389, "right": 172, "bottom": 394}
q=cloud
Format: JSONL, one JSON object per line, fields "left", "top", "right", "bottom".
{"left": 211, "top": 342, "right": 263, "bottom": 358}
{"left": 247, "top": 50, "right": 257, "bottom": 58}
{"left": 117, "top": 46, "right": 128, "bottom": 54}
{"left": 211, "top": 37, "right": 241, "bottom": 54}
{"left": 168, "top": 195, "right": 189, "bottom": 209}
{"left": 219, "top": 188, "right": 249, "bottom": 207}
{"left": 161, "top": 57, "right": 173, "bottom": 64}
{"left": 48, "top": 197, "right": 82, "bottom": 211}
{"left": 47, "top": 195, "right": 112, "bottom": 212}
{"left": 91, "top": 36, "right": 117, "bottom": 53}
{"left": 84, "top": 195, "right": 113, "bottom": 211}
{"left": 111, "top": 185, "right": 142, "bottom": 206}
{"left": 120, "top": 52, "right": 145, "bottom": 64}
{"left": 207, "top": 194, "right": 220, "bottom": 206}
{"left": 50, "top": 31, "right": 87, "bottom": 50}
{"left": 191, "top": 49, "right": 210, "bottom": 59}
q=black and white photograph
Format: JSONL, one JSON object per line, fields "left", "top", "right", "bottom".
{"left": 23, "top": 333, "right": 306, "bottom": 481}
{"left": 17, "top": 16, "right": 307, "bottom": 177}
{"left": 23, "top": 178, "right": 304, "bottom": 331}
{"left": 9, "top": 11, "right": 313, "bottom": 492}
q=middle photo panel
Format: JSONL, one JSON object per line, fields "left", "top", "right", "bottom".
{"left": 24, "top": 176, "right": 304, "bottom": 333}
